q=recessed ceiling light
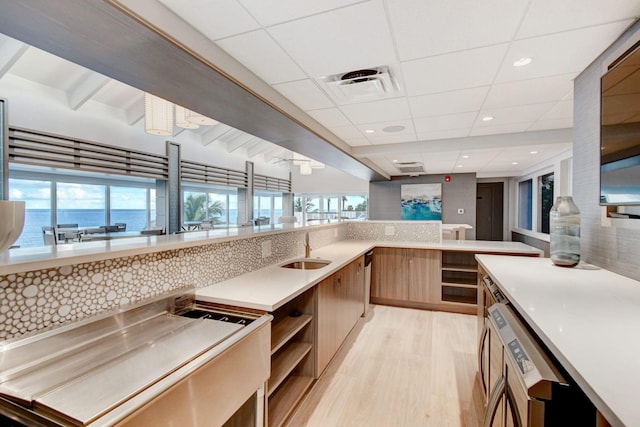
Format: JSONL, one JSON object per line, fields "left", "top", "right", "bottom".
{"left": 365, "top": 129, "right": 375, "bottom": 134}
{"left": 530, "top": 151, "right": 538, "bottom": 155}
{"left": 513, "top": 57, "right": 532, "bottom": 67}
{"left": 512, "top": 162, "right": 519, "bottom": 165}
{"left": 392, "top": 159, "right": 398, "bottom": 163}
{"left": 382, "top": 125, "right": 406, "bottom": 133}
{"left": 462, "top": 155, "right": 469, "bottom": 159}
{"left": 457, "top": 164, "right": 463, "bottom": 168}
{"left": 482, "top": 116, "right": 494, "bottom": 122}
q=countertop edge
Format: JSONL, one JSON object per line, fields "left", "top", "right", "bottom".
{"left": 475, "top": 254, "right": 627, "bottom": 427}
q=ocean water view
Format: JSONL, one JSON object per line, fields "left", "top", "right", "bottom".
{"left": 16, "top": 209, "right": 148, "bottom": 248}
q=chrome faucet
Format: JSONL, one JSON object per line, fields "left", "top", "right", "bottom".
{"left": 304, "top": 232, "right": 311, "bottom": 258}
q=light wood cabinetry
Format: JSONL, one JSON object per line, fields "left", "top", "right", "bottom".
{"left": 371, "top": 247, "right": 540, "bottom": 315}
{"left": 316, "top": 257, "right": 365, "bottom": 376}
{"left": 268, "top": 289, "right": 315, "bottom": 427}
{"left": 371, "top": 247, "right": 441, "bottom": 308}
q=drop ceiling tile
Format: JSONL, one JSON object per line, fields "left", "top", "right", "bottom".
{"left": 402, "top": 44, "right": 509, "bottom": 96}
{"left": 340, "top": 98, "right": 411, "bottom": 124}
{"left": 416, "top": 128, "right": 470, "bottom": 141}
{"left": 329, "top": 124, "right": 365, "bottom": 140}
{"left": 215, "top": 30, "right": 307, "bottom": 84}
{"left": 239, "top": 0, "right": 363, "bottom": 26}
{"left": 483, "top": 73, "right": 576, "bottom": 109}
{"left": 469, "top": 122, "right": 531, "bottom": 136}
{"left": 528, "top": 117, "right": 574, "bottom": 131}
{"left": 272, "top": 79, "right": 334, "bottom": 110}
{"left": 475, "top": 102, "right": 556, "bottom": 127}
{"left": 365, "top": 133, "right": 417, "bottom": 145}
{"left": 266, "top": 1, "right": 396, "bottom": 77}
{"left": 307, "top": 107, "right": 352, "bottom": 127}
{"left": 413, "top": 112, "right": 478, "bottom": 134}
{"left": 516, "top": 0, "right": 640, "bottom": 39}
{"left": 496, "top": 21, "right": 634, "bottom": 83}
{"left": 344, "top": 137, "right": 371, "bottom": 147}
{"left": 409, "top": 87, "right": 490, "bottom": 118}
{"left": 158, "top": 0, "right": 260, "bottom": 40}
{"left": 355, "top": 119, "right": 416, "bottom": 142}
{"left": 538, "top": 99, "right": 574, "bottom": 120}
{"left": 387, "top": 0, "right": 529, "bottom": 61}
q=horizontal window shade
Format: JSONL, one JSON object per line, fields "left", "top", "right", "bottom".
{"left": 181, "top": 160, "right": 248, "bottom": 188}
{"left": 8, "top": 127, "right": 168, "bottom": 180}
{"left": 254, "top": 174, "right": 291, "bottom": 192}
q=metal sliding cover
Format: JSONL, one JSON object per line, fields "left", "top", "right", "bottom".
{"left": 0, "top": 312, "right": 242, "bottom": 426}
{"left": 488, "top": 303, "right": 567, "bottom": 400}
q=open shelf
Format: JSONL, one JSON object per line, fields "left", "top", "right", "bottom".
{"left": 271, "top": 313, "right": 312, "bottom": 355}
{"left": 268, "top": 342, "right": 313, "bottom": 397}
{"left": 268, "top": 375, "right": 314, "bottom": 427}
{"left": 441, "top": 263, "right": 478, "bottom": 273}
{"left": 442, "top": 285, "right": 477, "bottom": 305}
{"left": 441, "top": 270, "right": 477, "bottom": 286}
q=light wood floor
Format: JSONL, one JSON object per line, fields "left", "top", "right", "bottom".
{"left": 285, "top": 305, "right": 485, "bottom": 427}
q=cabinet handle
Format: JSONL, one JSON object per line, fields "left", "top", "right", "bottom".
{"left": 478, "top": 321, "right": 489, "bottom": 397}
{"left": 483, "top": 375, "right": 505, "bottom": 427}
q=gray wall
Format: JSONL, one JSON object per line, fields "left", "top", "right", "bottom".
{"left": 574, "top": 20, "right": 640, "bottom": 281}
{"left": 369, "top": 173, "right": 477, "bottom": 239}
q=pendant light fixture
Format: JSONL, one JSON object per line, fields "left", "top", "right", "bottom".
{"left": 175, "top": 105, "right": 200, "bottom": 129}
{"left": 144, "top": 93, "right": 174, "bottom": 136}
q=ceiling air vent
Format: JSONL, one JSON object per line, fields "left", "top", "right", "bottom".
{"left": 317, "top": 65, "right": 401, "bottom": 104}
{"left": 395, "top": 161, "right": 425, "bottom": 174}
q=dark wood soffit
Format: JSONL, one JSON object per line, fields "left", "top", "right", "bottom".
{"left": 0, "top": 0, "right": 388, "bottom": 182}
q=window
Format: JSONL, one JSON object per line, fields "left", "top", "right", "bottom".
{"left": 182, "top": 184, "right": 237, "bottom": 226}
{"left": 253, "top": 190, "right": 285, "bottom": 224}
{"left": 111, "top": 186, "right": 148, "bottom": 231}
{"left": 294, "top": 193, "right": 368, "bottom": 223}
{"left": 57, "top": 182, "right": 106, "bottom": 227}
{"left": 9, "top": 167, "right": 158, "bottom": 247}
{"left": 538, "top": 173, "right": 554, "bottom": 234}
{"left": 9, "top": 178, "right": 52, "bottom": 248}
{"left": 518, "top": 179, "right": 533, "bottom": 230}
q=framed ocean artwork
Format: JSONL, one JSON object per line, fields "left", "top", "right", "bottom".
{"left": 400, "top": 183, "right": 442, "bottom": 220}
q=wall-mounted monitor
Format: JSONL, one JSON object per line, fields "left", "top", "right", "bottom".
{"left": 600, "top": 41, "right": 640, "bottom": 206}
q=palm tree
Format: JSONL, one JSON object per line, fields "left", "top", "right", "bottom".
{"left": 184, "top": 193, "right": 206, "bottom": 221}
{"left": 207, "top": 200, "right": 225, "bottom": 224}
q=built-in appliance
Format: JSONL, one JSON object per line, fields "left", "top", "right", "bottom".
{"left": 600, "top": 39, "right": 640, "bottom": 206}
{"left": 484, "top": 303, "right": 594, "bottom": 427}
{"left": 478, "top": 274, "right": 507, "bottom": 401}
{"left": 0, "top": 290, "right": 271, "bottom": 427}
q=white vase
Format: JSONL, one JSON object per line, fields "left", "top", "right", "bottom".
{"left": 0, "top": 201, "right": 26, "bottom": 252}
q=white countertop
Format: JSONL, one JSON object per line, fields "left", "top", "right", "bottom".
{"left": 0, "top": 222, "right": 327, "bottom": 276}
{"left": 197, "top": 240, "right": 541, "bottom": 312}
{"left": 476, "top": 255, "right": 640, "bottom": 427}
{"left": 197, "top": 241, "right": 374, "bottom": 312}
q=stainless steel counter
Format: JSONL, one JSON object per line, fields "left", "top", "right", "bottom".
{"left": 0, "top": 291, "right": 272, "bottom": 427}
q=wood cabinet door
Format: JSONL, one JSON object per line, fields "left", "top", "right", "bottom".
{"left": 346, "top": 257, "right": 365, "bottom": 324}
{"left": 407, "top": 249, "right": 440, "bottom": 303}
{"left": 316, "top": 272, "right": 341, "bottom": 376}
{"left": 371, "top": 247, "right": 408, "bottom": 301}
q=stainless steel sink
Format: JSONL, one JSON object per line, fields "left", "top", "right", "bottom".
{"left": 281, "top": 259, "right": 331, "bottom": 270}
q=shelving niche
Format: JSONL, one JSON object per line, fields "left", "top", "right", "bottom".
{"left": 441, "top": 251, "right": 478, "bottom": 305}
{"left": 267, "top": 289, "right": 315, "bottom": 427}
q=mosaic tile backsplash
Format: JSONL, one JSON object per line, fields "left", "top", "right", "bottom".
{"left": 0, "top": 225, "right": 345, "bottom": 341}
{"left": 0, "top": 222, "right": 438, "bottom": 341}
{"left": 347, "top": 221, "right": 441, "bottom": 243}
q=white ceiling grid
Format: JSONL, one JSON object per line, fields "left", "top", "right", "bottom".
{"left": 156, "top": 0, "right": 639, "bottom": 176}
{"left": 2, "top": 0, "right": 640, "bottom": 178}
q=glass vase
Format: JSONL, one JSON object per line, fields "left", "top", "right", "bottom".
{"left": 549, "top": 196, "right": 580, "bottom": 267}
